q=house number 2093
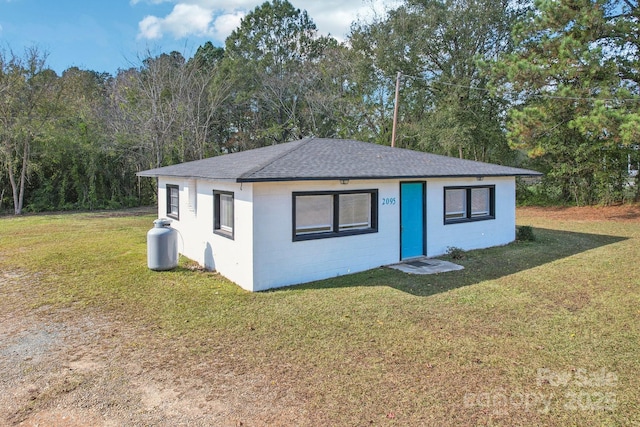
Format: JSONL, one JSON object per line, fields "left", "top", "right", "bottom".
{"left": 382, "top": 197, "right": 396, "bottom": 206}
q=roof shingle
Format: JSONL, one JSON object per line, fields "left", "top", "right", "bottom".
{"left": 137, "top": 138, "right": 541, "bottom": 182}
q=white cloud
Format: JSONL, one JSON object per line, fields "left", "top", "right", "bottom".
{"left": 138, "top": 3, "right": 215, "bottom": 40}
{"left": 136, "top": 0, "right": 397, "bottom": 43}
{"left": 138, "top": 15, "right": 163, "bottom": 39}
{"left": 305, "top": 0, "right": 396, "bottom": 39}
{"left": 211, "top": 11, "right": 245, "bottom": 41}
{"left": 163, "top": 3, "right": 214, "bottom": 37}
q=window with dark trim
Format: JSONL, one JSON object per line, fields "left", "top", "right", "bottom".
{"left": 166, "top": 184, "right": 179, "bottom": 220}
{"left": 214, "top": 190, "right": 234, "bottom": 239}
{"left": 444, "top": 185, "right": 495, "bottom": 224}
{"left": 293, "top": 190, "right": 378, "bottom": 241}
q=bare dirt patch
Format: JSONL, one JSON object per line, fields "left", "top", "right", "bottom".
{"left": 0, "top": 271, "right": 306, "bottom": 426}
{"left": 518, "top": 204, "right": 640, "bottom": 222}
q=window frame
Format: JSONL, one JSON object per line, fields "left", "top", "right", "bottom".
{"left": 292, "top": 189, "right": 378, "bottom": 241}
{"left": 166, "top": 184, "right": 179, "bottom": 220}
{"left": 213, "top": 190, "right": 234, "bottom": 239}
{"left": 443, "top": 185, "right": 495, "bottom": 224}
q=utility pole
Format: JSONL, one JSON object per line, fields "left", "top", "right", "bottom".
{"left": 391, "top": 71, "right": 401, "bottom": 148}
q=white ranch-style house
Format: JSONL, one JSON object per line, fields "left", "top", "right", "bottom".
{"left": 138, "top": 138, "right": 541, "bottom": 291}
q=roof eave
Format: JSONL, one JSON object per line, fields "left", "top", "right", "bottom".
{"left": 136, "top": 172, "right": 238, "bottom": 182}
{"left": 237, "top": 172, "right": 543, "bottom": 183}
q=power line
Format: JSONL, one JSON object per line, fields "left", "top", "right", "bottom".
{"left": 399, "top": 72, "right": 640, "bottom": 103}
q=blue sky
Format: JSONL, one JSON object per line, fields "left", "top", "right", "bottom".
{"left": 1, "top": 0, "right": 391, "bottom": 76}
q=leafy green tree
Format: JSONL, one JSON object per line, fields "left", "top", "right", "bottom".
{"left": 220, "top": 0, "right": 331, "bottom": 149}
{"left": 494, "top": 0, "right": 639, "bottom": 204}
{"left": 301, "top": 40, "right": 375, "bottom": 140}
{"left": 30, "top": 67, "right": 101, "bottom": 210}
{"left": 191, "top": 41, "right": 224, "bottom": 70}
{"left": 30, "top": 67, "right": 143, "bottom": 211}
{"left": 349, "top": 0, "right": 518, "bottom": 161}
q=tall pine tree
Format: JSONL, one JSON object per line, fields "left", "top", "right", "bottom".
{"left": 494, "top": 0, "right": 639, "bottom": 204}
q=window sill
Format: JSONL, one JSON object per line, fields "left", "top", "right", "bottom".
{"left": 444, "top": 216, "right": 495, "bottom": 225}
{"left": 167, "top": 214, "right": 179, "bottom": 221}
{"left": 294, "top": 228, "right": 377, "bottom": 242}
{"left": 214, "top": 229, "right": 234, "bottom": 240}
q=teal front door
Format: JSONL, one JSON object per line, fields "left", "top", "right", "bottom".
{"left": 400, "top": 182, "right": 425, "bottom": 259}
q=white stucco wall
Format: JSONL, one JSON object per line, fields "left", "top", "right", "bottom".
{"left": 251, "top": 180, "right": 401, "bottom": 291}
{"left": 155, "top": 176, "right": 516, "bottom": 291}
{"left": 425, "top": 177, "right": 516, "bottom": 256}
{"left": 157, "top": 177, "right": 254, "bottom": 290}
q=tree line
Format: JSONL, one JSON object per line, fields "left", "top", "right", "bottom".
{"left": 1, "top": 0, "right": 638, "bottom": 214}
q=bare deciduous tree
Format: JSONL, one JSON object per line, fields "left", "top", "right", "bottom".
{"left": 0, "top": 46, "right": 60, "bottom": 214}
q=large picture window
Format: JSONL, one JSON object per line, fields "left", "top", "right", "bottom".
{"left": 444, "top": 186, "right": 495, "bottom": 224}
{"left": 214, "top": 190, "right": 234, "bottom": 239}
{"left": 293, "top": 190, "right": 378, "bottom": 241}
{"left": 166, "top": 184, "right": 179, "bottom": 220}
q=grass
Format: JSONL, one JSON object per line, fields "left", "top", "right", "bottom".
{"left": 0, "top": 208, "right": 639, "bottom": 425}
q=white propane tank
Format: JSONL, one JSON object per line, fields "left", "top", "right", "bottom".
{"left": 147, "top": 218, "right": 178, "bottom": 271}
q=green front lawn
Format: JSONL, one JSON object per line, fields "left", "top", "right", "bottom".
{"left": 0, "top": 208, "right": 638, "bottom": 425}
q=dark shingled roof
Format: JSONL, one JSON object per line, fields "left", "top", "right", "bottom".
{"left": 137, "top": 138, "right": 541, "bottom": 182}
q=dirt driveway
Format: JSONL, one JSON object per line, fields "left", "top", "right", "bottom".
{"left": 0, "top": 270, "right": 303, "bottom": 426}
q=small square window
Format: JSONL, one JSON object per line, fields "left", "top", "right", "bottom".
{"left": 166, "top": 185, "right": 179, "bottom": 220}
{"left": 444, "top": 186, "right": 494, "bottom": 224}
{"left": 214, "top": 190, "right": 234, "bottom": 239}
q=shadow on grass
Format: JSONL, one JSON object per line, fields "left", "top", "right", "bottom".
{"left": 283, "top": 228, "right": 627, "bottom": 296}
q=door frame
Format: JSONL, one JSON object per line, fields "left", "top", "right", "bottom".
{"left": 399, "top": 181, "right": 426, "bottom": 260}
